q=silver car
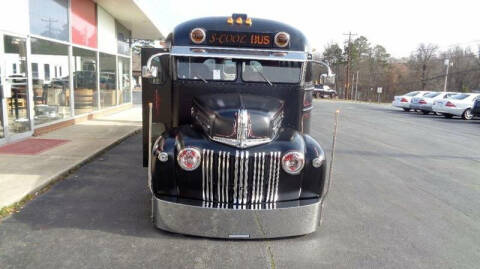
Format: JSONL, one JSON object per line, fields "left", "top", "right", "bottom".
{"left": 410, "top": 92, "right": 459, "bottom": 114}
{"left": 392, "top": 91, "right": 431, "bottom": 112}
{"left": 432, "top": 93, "right": 480, "bottom": 120}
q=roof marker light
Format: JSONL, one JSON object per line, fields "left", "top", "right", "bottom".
{"left": 245, "top": 18, "right": 252, "bottom": 26}
{"left": 236, "top": 17, "right": 243, "bottom": 24}
{"left": 227, "top": 17, "right": 233, "bottom": 24}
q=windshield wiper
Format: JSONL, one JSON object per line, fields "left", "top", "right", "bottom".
{"left": 257, "top": 70, "right": 272, "bottom": 86}
{"left": 194, "top": 73, "right": 207, "bottom": 83}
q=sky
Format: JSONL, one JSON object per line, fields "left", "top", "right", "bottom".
{"left": 146, "top": 0, "right": 480, "bottom": 58}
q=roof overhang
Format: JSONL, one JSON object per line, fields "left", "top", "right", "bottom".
{"left": 93, "top": 0, "right": 164, "bottom": 40}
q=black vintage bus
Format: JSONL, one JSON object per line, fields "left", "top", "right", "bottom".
{"left": 142, "top": 14, "right": 334, "bottom": 239}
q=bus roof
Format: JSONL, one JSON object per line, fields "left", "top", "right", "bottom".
{"left": 172, "top": 14, "right": 309, "bottom": 52}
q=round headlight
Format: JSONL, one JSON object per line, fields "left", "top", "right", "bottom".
{"left": 190, "top": 28, "right": 206, "bottom": 44}
{"left": 281, "top": 151, "right": 305, "bottom": 175}
{"left": 177, "top": 147, "right": 201, "bottom": 171}
{"left": 274, "top": 32, "right": 290, "bottom": 48}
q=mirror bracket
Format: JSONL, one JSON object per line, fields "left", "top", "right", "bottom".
{"left": 142, "top": 52, "right": 170, "bottom": 78}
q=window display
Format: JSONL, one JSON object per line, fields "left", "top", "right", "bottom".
{"left": 73, "top": 47, "right": 98, "bottom": 115}
{"left": 3, "top": 35, "right": 31, "bottom": 134}
{"left": 99, "top": 53, "right": 116, "bottom": 107}
{"left": 31, "top": 38, "right": 71, "bottom": 125}
{"left": 118, "top": 57, "right": 130, "bottom": 104}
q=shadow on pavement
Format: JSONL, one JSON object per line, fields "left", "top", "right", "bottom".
{"left": 3, "top": 134, "right": 186, "bottom": 240}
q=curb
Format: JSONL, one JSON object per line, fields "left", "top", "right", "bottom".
{"left": 0, "top": 127, "right": 142, "bottom": 219}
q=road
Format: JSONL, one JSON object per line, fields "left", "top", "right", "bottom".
{"left": 1, "top": 100, "right": 479, "bottom": 269}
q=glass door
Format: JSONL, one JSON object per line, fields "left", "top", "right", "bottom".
{"left": 0, "top": 33, "right": 32, "bottom": 143}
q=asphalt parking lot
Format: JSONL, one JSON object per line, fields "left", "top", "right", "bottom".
{"left": 1, "top": 100, "right": 479, "bottom": 269}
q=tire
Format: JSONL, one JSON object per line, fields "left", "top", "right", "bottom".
{"left": 462, "top": 108, "right": 474, "bottom": 120}
{"left": 443, "top": 113, "right": 454, "bottom": 119}
{"left": 402, "top": 108, "right": 411, "bottom": 112}
{"left": 421, "top": 110, "right": 430, "bottom": 115}
{"left": 435, "top": 112, "right": 442, "bottom": 116}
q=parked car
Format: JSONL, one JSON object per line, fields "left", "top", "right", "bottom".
{"left": 432, "top": 93, "right": 480, "bottom": 120}
{"left": 472, "top": 98, "right": 480, "bottom": 117}
{"left": 392, "top": 91, "right": 431, "bottom": 111}
{"left": 410, "top": 91, "right": 458, "bottom": 114}
{"left": 313, "top": 84, "right": 337, "bottom": 98}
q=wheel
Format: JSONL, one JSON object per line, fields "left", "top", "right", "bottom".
{"left": 443, "top": 113, "right": 454, "bottom": 119}
{"left": 462, "top": 108, "right": 474, "bottom": 120}
{"left": 435, "top": 112, "right": 442, "bottom": 116}
{"left": 421, "top": 110, "right": 430, "bottom": 115}
{"left": 402, "top": 108, "right": 411, "bottom": 112}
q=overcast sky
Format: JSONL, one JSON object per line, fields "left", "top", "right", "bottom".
{"left": 148, "top": 0, "right": 480, "bottom": 58}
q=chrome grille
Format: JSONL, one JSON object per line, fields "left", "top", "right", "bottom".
{"left": 202, "top": 149, "right": 281, "bottom": 204}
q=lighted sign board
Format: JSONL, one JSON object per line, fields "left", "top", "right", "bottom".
{"left": 206, "top": 31, "right": 274, "bottom": 48}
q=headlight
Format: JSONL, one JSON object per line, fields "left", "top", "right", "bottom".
{"left": 281, "top": 151, "right": 305, "bottom": 175}
{"left": 177, "top": 147, "right": 201, "bottom": 171}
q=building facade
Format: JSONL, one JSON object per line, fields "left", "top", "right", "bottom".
{"left": 0, "top": 0, "right": 162, "bottom": 144}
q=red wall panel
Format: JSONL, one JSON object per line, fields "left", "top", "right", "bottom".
{"left": 71, "top": 0, "right": 97, "bottom": 48}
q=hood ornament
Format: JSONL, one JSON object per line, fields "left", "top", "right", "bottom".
{"left": 236, "top": 109, "right": 251, "bottom": 148}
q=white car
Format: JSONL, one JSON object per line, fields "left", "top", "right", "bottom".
{"left": 432, "top": 93, "right": 480, "bottom": 120}
{"left": 392, "top": 91, "right": 431, "bottom": 112}
{"left": 410, "top": 91, "right": 459, "bottom": 114}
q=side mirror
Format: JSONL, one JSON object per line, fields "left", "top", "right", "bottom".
{"left": 142, "top": 65, "right": 158, "bottom": 78}
{"left": 309, "top": 60, "right": 335, "bottom": 85}
{"left": 142, "top": 52, "right": 170, "bottom": 78}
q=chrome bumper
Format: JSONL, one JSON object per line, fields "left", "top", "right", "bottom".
{"left": 152, "top": 195, "right": 321, "bottom": 239}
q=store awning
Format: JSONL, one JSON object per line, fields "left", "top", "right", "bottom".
{"left": 94, "top": 0, "right": 165, "bottom": 40}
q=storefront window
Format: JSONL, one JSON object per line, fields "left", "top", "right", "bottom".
{"left": 99, "top": 53, "right": 116, "bottom": 107}
{"left": 29, "top": 0, "right": 69, "bottom": 42}
{"left": 116, "top": 21, "right": 131, "bottom": 56}
{"left": 3, "top": 35, "right": 31, "bottom": 134}
{"left": 31, "top": 38, "right": 71, "bottom": 125}
{"left": 118, "top": 57, "right": 131, "bottom": 104}
{"left": 73, "top": 47, "right": 98, "bottom": 115}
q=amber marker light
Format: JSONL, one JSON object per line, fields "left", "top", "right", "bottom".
{"left": 227, "top": 17, "right": 234, "bottom": 24}
{"left": 235, "top": 17, "right": 243, "bottom": 24}
{"left": 245, "top": 18, "right": 252, "bottom": 26}
{"left": 190, "top": 28, "right": 206, "bottom": 44}
{"left": 274, "top": 32, "right": 290, "bottom": 48}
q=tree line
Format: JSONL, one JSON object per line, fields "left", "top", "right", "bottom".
{"left": 315, "top": 36, "right": 480, "bottom": 102}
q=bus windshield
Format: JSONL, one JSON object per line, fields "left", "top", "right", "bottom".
{"left": 176, "top": 57, "right": 237, "bottom": 81}
{"left": 242, "top": 60, "right": 302, "bottom": 84}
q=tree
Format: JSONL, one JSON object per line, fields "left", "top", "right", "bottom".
{"left": 409, "top": 43, "right": 438, "bottom": 90}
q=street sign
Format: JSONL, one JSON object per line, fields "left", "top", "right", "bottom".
{"left": 377, "top": 87, "right": 382, "bottom": 94}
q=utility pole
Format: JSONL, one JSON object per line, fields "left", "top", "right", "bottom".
{"left": 443, "top": 59, "right": 452, "bottom": 92}
{"left": 343, "top": 32, "right": 357, "bottom": 100}
{"left": 351, "top": 73, "right": 355, "bottom": 100}
{"left": 41, "top": 17, "right": 58, "bottom": 36}
{"left": 355, "top": 71, "right": 359, "bottom": 101}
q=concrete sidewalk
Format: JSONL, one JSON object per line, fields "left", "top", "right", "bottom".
{"left": 0, "top": 106, "right": 142, "bottom": 209}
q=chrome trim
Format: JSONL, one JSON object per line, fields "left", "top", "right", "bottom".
{"left": 252, "top": 153, "right": 258, "bottom": 203}
{"left": 217, "top": 151, "right": 222, "bottom": 203}
{"left": 234, "top": 151, "right": 239, "bottom": 204}
{"left": 239, "top": 151, "right": 244, "bottom": 204}
{"left": 274, "top": 32, "right": 290, "bottom": 48}
{"left": 211, "top": 136, "right": 272, "bottom": 149}
{"left": 202, "top": 149, "right": 206, "bottom": 201}
{"left": 273, "top": 152, "right": 281, "bottom": 202}
{"left": 171, "top": 45, "right": 307, "bottom": 62}
{"left": 243, "top": 151, "right": 249, "bottom": 204}
{"left": 209, "top": 150, "right": 213, "bottom": 202}
{"left": 302, "top": 106, "right": 314, "bottom": 112}
{"left": 266, "top": 152, "right": 274, "bottom": 203}
{"left": 152, "top": 196, "right": 321, "bottom": 239}
{"left": 225, "top": 152, "right": 230, "bottom": 203}
{"left": 260, "top": 152, "right": 265, "bottom": 203}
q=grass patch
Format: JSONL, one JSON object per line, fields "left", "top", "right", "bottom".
{"left": 0, "top": 194, "right": 34, "bottom": 219}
